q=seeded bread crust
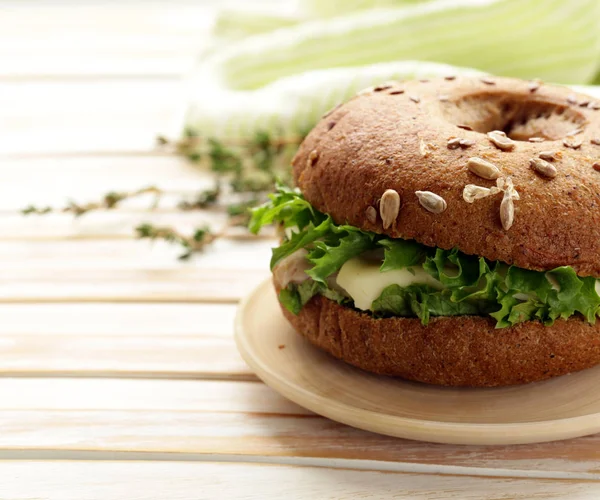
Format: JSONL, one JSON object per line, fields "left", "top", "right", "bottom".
{"left": 292, "top": 77, "right": 600, "bottom": 277}
{"left": 279, "top": 291, "right": 600, "bottom": 387}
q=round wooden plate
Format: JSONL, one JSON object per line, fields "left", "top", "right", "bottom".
{"left": 235, "top": 279, "right": 600, "bottom": 445}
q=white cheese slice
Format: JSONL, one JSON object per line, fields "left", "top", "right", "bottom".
{"left": 333, "top": 255, "right": 600, "bottom": 312}
{"left": 336, "top": 257, "right": 443, "bottom": 311}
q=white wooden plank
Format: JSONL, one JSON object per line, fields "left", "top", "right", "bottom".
{"left": 0, "top": 1, "right": 288, "bottom": 79}
{"left": 0, "top": 155, "right": 220, "bottom": 211}
{"left": 0, "top": 379, "right": 305, "bottom": 413}
{"left": 0, "top": 303, "right": 236, "bottom": 336}
{"left": 0, "top": 461, "right": 596, "bottom": 500}
{"left": 1, "top": 407, "right": 598, "bottom": 474}
{"left": 0, "top": 303, "right": 252, "bottom": 378}
{"left": 0, "top": 80, "right": 180, "bottom": 118}
{"left": 0, "top": 211, "right": 229, "bottom": 240}
{"left": 0, "top": 211, "right": 236, "bottom": 240}
{"left": 0, "top": 122, "right": 175, "bottom": 155}
{"left": 0, "top": 379, "right": 594, "bottom": 474}
{"left": 0, "top": 54, "right": 194, "bottom": 80}
{"left": 0, "top": 238, "right": 273, "bottom": 269}
{"left": 0, "top": 300, "right": 252, "bottom": 377}
{"left": 0, "top": 268, "right": 268, "bottom": 303}
{"left": 0, "top": 5, "right": 215, "bottom": 39}
{"left": 0, "top": 80, "right": 185, "bottom": 154}
{"left": 0, "top": 332, "right": 249, "bottom": 379}
{"left": 0, "top": 211, "right": 276, "bottom": 240}
{"left": 0, "top": 4, "right": 214, "bottom": 78}
{"left": 0, "top": 237, "right": 272, "bottom": 302}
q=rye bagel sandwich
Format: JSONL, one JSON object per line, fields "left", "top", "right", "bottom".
{"left": 249, "top": 76, "right": 600, "bottom": 387}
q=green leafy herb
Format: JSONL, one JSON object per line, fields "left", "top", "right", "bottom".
{"left": 278, "top": 287, "right": 303, "bottom": 315}
{"left": 177, "top": 184, "right": 221, "bottom": 211}
{"left": 251, "top": 184, "right": 600, "bottom": 328}
{"left": 21, "top": 205, "right": 52, "bottom": 215}
{"left": 21, "top": 186, "right": 162, "bottom": 218}
{"left": 270, "top": 218, "right": 331, "bottom": 269}
{"left": 423, "top": 248, "right": 482, "bottom": 288}
{"left": 24, "top": 132, "right": 303, "bottom": 258}
{"left": 278, "top": 279, "right": 347, "bottom": 315}
{"left": 249, "top": 183, "right": 317, "bottom": 234}
{"left": 307, "top": 226, "right": 375, "bottom": 283}
{"left": 379, "top": 238, "right": 431, "bottom": 272}
{"left": 135, "top": 223, "right": 216, "bottom": 260}
{"left": 371, "top": 284, "right": 483, "bottom": 325}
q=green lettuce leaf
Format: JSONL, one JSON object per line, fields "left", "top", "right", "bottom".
{"left": 371, "top": 284, "right": 482, "bottom": 325}
{"left": 249, "top": 183, "right": 318, "bottom": 234}
{"left": 490, "top": 266, "right": 600, "bottom": 328}
{"left": 423, "top": 248, "right": 482, "bottom": 288}
{"left": 546, "top": 267, "right": 600, "bottom": 323}
{"left": 250, "top": 184, "right": 379, "bottom": 276}
{"left": 451, "top": 259, "right": 501, "bottom": 304}
{"left": 278, "top": 287, "right": 303, "bottom": 315}
{"left": 279, "top": 279, "right": 347, "bottom": 315}
{"left": 378, "top": 238, "right": 430, "bottom": 272}
{"left": 270, "top": 217, "right": 332, "bottom": 269}
{"left": 307, "top": 226, "right": 375, "bottom": 283}
{"left": 252, "top": 184, "right": 600, "bottom": 328}
{"left": 491, "top": 292, "right": 529, "bottom": 328}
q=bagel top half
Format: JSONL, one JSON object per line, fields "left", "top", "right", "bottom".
{"left": 293, "top": 76, "right": 600, "bottom": 277}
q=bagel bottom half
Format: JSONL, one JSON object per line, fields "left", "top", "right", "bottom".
{"left": 276, "top": 283, "right": 600, "bottom": 387}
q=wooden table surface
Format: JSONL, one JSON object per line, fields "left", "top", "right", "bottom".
{"left": 2, "top": 2, "right": 600, "bottom": 498}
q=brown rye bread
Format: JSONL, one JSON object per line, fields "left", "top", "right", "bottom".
{"left": 293, "top": 76, "right": 600, "bottom": 276}
{"left": 279, "top": 76, "right": 600, "bottom": 386}
{"left": 279, "top": 289, "right": 600, "bottom": 387}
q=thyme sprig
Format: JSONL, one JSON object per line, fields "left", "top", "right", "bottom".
{"left": 135, "top": 223, "right": 217, "bottom": 260}
{"left": 177, "top": 184, "right": 222, "bottom": 211}
{"left": 23, "top": 132, "right": 305, "bottom": 258}
{"left": 22, "top": 186, "right": 163, "bottom": 217}
{"left": 157, "top": 129, "right": 304, "bottom": 191}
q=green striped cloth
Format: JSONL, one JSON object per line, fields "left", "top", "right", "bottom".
{"left": 185, "top": 0, "right": 600, "bottom": 140}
